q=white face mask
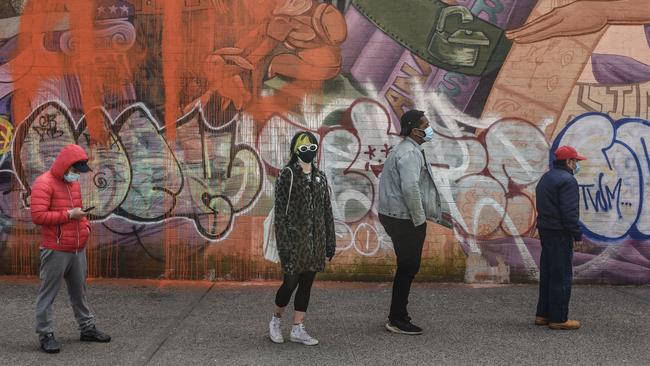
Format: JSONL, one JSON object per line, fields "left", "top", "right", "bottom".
{"left": 64, "top": 172, "right": 80, "bottom": 182}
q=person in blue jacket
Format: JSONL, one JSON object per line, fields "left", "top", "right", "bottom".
{"left": 534, "top": 145, "right": 586, "bottom": 330}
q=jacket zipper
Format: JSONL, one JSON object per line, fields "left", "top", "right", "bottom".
{"left": 65, "top": 184, "right": 80, "bottom": 254}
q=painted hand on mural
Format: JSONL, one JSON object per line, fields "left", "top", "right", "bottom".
{"left": 184, "top": 0, "right": 346, "bottom": 118}
{"left": 507, "top": 1, "right": 608, "bottom": 43}
{"left": 507, "top": 0, "right": 650, "bottom": 43}
{"left": 265, "top": 1, "right": 346, "bottom": 80}
{"left": 184, "top": 47, "right": 254, "bottom": 114}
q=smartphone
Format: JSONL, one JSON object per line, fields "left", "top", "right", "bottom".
{"left": 82, "top": 206, "right": 95, "bottom": 213}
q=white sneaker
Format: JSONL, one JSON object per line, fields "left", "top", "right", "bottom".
{"left": 290, "top": 323, "right": 319, "bottom": 346}
{"left": 269, "top": 315, "right": 284, "bottom": 344}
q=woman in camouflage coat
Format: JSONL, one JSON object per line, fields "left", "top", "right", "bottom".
{"left": 268, "top": 131, "right": 336, "bottom": 346}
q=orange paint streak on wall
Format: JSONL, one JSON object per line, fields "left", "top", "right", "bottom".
{"left": 161, "top": 0, "right": 183, "bottom": 140}
{"left": 11, "top": 0, "right": 66, "bottom": 125}
{"left": 247, "top": 80, "right": 323, "bottom": 122}
{"left": 12, "top": 0, "right": 110, "bottom": 143}
{"left": 67, "top": 0, "right": 109, "bottom": 144}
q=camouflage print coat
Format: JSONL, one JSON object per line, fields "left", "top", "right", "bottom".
{"left": 274, "top": 162, "right": 336, "bottom": 275}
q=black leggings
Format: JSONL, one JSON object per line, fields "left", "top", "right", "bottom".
{"left": 274, "top": 271, "right": 317, "bottom": 312}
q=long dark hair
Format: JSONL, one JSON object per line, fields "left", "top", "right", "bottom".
{"left": 286, "top": 131, "right": 319, "bottom": 167}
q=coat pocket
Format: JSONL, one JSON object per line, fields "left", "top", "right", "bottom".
{"left": 39, "top": 248, "right": 54, "bottom": 262}
{"left": 287, "top": 225, "right": 300, "bottom": 239}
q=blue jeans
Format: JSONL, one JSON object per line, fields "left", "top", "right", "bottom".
{"left": 536, "top": 231, "right": 574, "bottom": 323}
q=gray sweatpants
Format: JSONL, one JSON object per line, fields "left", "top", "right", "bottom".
{"left": 35, "top": 248, "right": 95, "bottom": 335}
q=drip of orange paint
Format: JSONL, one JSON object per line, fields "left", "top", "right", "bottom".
{"left": 11, "top": 0, "right": 116, "bottom": 144}
{"left": 11, "top": 0, "right": 65, "bottom": 127}
{"left": 67, "top": 0, "right": 108, "bottom": 144}
{"left": 161, "top": 0, "right": 183, "bottom": 141}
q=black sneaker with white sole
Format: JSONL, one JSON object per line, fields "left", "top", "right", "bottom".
{"left": 385, "top": 318, "right": 423, "bottom": 335}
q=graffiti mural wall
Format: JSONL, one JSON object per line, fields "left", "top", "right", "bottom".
{"left": 1, "top": 0, "right": 649, "bottom": 283}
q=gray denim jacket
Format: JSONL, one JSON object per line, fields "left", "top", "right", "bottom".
{"left": 378, "top": 137, "right": 449, "bottom": 227}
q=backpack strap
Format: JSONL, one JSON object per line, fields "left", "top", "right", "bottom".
{"left": 283, "top": 167, "right": 294, "bottom": 216}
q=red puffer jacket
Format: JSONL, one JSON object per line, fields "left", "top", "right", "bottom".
{"left": 30, "top": 144, "right": 91, "bottom": 252}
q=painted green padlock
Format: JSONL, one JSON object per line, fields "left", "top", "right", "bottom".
{"left": 351, "top": 0, "right": 511, "bottom": 76}
{"left": 428, "top": 6, "right": 490, "bottom": 68}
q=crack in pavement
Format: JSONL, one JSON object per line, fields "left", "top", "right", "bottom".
{"left": 134, "top": 282, "right": 217, "bottom": 366}
{"left": 612, "top": 287, "right": 650, "bottom": 305}
{"left": 330, "top": 289, "right": 361, "bottom": 366}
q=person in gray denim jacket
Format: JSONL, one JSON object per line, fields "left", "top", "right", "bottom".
{"left": 378, "top": 109, "right": 450, "bottom": 335}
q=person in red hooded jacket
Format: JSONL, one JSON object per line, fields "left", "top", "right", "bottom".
{"left": 31, "top": 144, "right": 111, "bottom": 353}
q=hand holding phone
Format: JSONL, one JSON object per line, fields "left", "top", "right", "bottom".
{"left": 68, "top": 207, "right": 87, "bottom": 220}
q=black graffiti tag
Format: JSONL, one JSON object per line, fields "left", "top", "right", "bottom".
{"left": 32, "top": 113, "right": 64, "bottom": 142}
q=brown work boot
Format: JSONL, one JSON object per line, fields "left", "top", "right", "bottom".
{"left": 548, "top": 320, "right": 581, "bottom": 330}
{"left": 534, "top": 316, "right": 549, "bottom": 326}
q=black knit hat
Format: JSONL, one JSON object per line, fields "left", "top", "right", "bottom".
{"left": 399, "top": 109, "right": 425, "bottom": 136}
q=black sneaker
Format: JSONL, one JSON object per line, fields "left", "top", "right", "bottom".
{"left": 385, "top": 318, "right": 423, "bottom": 335}
{"left": 80, "top": 325, "right": 111, "bottom": 343}
{"left": 39, "top": 333, "right": 61, "bottom": 353}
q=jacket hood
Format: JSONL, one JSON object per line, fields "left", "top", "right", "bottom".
{"left": 50, "top": 144, "right": 89, "bottom": 179}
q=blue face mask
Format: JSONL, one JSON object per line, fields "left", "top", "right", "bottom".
{"left": 64, "top": 172, "right": 80, "bottom": 182}
{"left": 419, "top": 126, "right": 434, "bottom": 142}
{"left": 574, "top": 162, "right": 581, "bottom": 175}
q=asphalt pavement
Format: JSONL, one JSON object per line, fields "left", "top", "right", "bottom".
{"left": 1, "top": 277, "right": 648, "bottom": 366}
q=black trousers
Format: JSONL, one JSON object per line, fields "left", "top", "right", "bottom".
{"left": 536, "top": 231, "right": 574, "bottom": 323}
{"left": 379, "top": 214, "right": 427, "bottom": 321}
{"left": 275, "top": 271, "right": 317, "bottom": 312}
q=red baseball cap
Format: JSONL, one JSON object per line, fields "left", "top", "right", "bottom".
{"left": 554, "top": 146, "right": 586, "bottom": 161}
